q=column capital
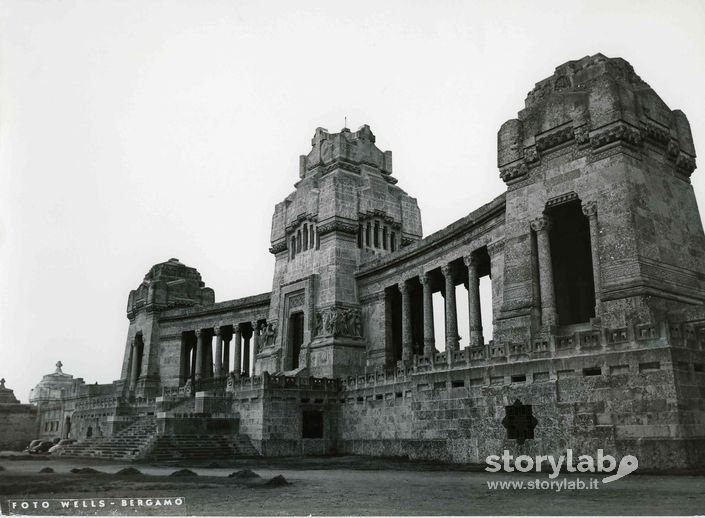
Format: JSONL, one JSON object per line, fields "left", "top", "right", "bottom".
{"left": 195, "top": 329, "right": 204, "bottom": 338}
{"left": 251, "top": 320, "right": 259, "bottom": 330}
{"left": 441, "top": 264, "right": 453, "bottom": 278}
{"left": 463, "top": 254, "right": 480, "bottom": 268}
{"left": 582, "top": 200, "right": 597, "bottom": 217}
{"left": 214, "top": 326, "right": 223, "bottom": 337}
{"left": 397, "top": 281, "right": 408, "bottom": 295}
{"left": 419, "top": 272, "right": 432, "bottom": 285}
{"left": 530, "top": 215, "right": 551, "bottom": 233}
{"left": 233, "top": 323, "right": 242, "bottom": 333}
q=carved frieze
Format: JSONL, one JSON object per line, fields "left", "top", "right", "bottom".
{"left": 590, "top": 122, "right": 642, "bottom": 149}
{"left": 535, "top": 125, "right": 574, "bottom": 152}
{"left": 269, "top": 241, "right": 288, "bottom": 255}
{"left": 317, "top": 220, "right": 358, "bottom": 236}
{"left": 314, "top": 306, "right": 363, "bottom": 339}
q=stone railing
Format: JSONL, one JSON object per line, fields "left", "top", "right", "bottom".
{"left": 341, "top": 319, "right": 686, "bottom": 391}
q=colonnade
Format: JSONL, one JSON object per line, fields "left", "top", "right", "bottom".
{"left": 179, "top": 321, "right": 266, "bottom": 384}
{"left": 395, "top": 253, "right": 486, "bottom": 363}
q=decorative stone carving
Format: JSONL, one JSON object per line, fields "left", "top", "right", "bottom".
{"left": 317, "top": 220, "right": 358, "bottom": 237}
{"left": 530, "top": 216, "right": 550, "bottom": 233}
{"left": 523, "top": 146, "right": 539, "bottom": 164}
{"left": 546, "top": 191, "right": 578, "bottom": 207}
{"left": 263, "top": 322, "right": 277, "bottom": 346}
{"left": 314, "top": 306, "right": 362, "bottom": 339}
{"left": 535, "top": 125, "right": 574, "bottom": 152}
{"left": 676, "top": 152, "right": 697, "bottom": 175}
{"left": 288, "top": 293, "right": 305, "bottom": 308}
{"left": 581, "top": 201, "right": 597, "bottom": 218}
{"left": 575, "top": 125, "right": 590, "bottom": 145}
{"left": 269, "top": 240, "right": 288, "bottom": 255}
{"left": 499, "top": 161, "right": 528, "bottom": 183}
{"left": 590, "top": 121, "right": 642, "bottom": 149}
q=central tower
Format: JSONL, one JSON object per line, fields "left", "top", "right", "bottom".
{"left": 258, "top": 125, "right": 422, "bottom": 378}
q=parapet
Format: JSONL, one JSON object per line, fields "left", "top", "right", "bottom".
{"left": 498, "top": 53, "right": 696, "bottom": 183}
{"left": 299, "top": 125, "right": 394, "bottom": 182}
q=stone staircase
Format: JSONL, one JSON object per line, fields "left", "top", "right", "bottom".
{"left": 59, "top": 415, "right": 158, "bottom": 461}
{"left": 143, "top": 433, "right": 259, "bottom": 462}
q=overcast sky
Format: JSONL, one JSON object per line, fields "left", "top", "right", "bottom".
{"left": 2, "top": 0, "right": 705, "bottom": 403}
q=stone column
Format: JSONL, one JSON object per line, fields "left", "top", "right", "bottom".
{"left": 195, "top": 329, "right": 205, "bottom": 381}
{"left": 233, "top": 325, "right": 242, "bottom": 376}
{"left": 204, "top": 334, "right": 213, "bottom": 379}
{"left": 441, "top": 265, "right": 460, "bottom": 351}
{"left": 243, "top": 325, "right": 252, "bottom": 376}
{"left": 130, "top": 337, "right": 140, "bottom": 389}
{"left": 223, "top": 333, "right": 231, "bottom": 375}
{"left": 530, "top": 216, "right": 558, "bottom": 327}
{"left": 214, "top": 327, "right": 223, "bottom": 377}
{"left": 582, "top": 201, "right": 602, "bottom": 316}
{"left": 419, "top": 272, "right": 435, "bottom": 356}
{"left": 464, "top": 254, "right": 484, "bottom": 346}
{"left": 398, "top": 281, "right": 412, "bottom": 362}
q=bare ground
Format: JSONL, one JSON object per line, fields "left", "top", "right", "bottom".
{"left": 0, "top": 455, "right": 704, "bottom": 515}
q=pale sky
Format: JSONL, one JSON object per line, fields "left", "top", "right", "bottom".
{"left": 2, "top": 0, "right": 705, "bottom": 402}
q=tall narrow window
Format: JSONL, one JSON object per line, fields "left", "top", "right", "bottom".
{"left": 315, "top": 228, "right": 320, "bottom": 250}
{"left": 303, "top": 224, "right": 309, "bottom": 251}
{"left": 310, "top": 224, "right": 315, "bottom": 249}
{"left": 374, "top": 221, "right": 380, "bottom": 248}
{"left": 390, "top": 232, "right": 396, "bottom": 252}
{"left": 366, "top": 222, "right": 372, "bottom": 247}
{"left": 296, "top": 230, "right": 302, "bottom": 253}
{"left": 291, "top": 236, "right": 296, "bottom": 260}
{"left": 547, "top": 200, "right": 596, "bottom": 325}
{"left": 383, "top": 226, "right": 388, "bottom": 250}
{"left": 357, "top": 225, "right": 363, "bottom": 248}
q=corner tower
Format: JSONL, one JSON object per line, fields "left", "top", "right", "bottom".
{"left": 260, "top": 125, "right": 422, "bottom": 378}
{"left": 496, "top": 53, "right": 702, "bottom": 343}
{"left": 121, "top": 258, "right": 215, "bottom": 397}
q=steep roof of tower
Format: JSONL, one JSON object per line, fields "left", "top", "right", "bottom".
{"left": 299, "top": 124, "right": 394, "bottom": 181}
{"left": 143, "top": 257, "right": 203, "bottom": 285}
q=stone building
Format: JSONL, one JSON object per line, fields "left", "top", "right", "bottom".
{"left": 35, "top": 54, "right": 705, "bottom": 468}
{"left": 0, "top": 378, "right": 37, "bottom": 450}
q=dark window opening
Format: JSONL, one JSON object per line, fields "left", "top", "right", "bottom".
{"left": 502, "top": 400, "right": 538, "bottom": 445}
{"left": 374, "top": 221, "right": 380, "bottom": 248}
{"left": 302, "top": 411, "right": 324, "bottom": 439}
{"left": 383, "top": 226, "right": 388, "bottom": 250}
{"left": 303, "top": 224, "right": 309, "bottom": 251}
{"left": 310, "top": 225, "right": 316, "bottom": 249}
{"left": 583, "top": 367, "right": 602, "bottom": 377}
{"left": 290, "top": 236, "right": 296, "bottom": 260}
{"left": 547, "top": 200, "right": 596, "bottom": 325}
{"left": 451, "top": 380, "right": 465, "bottom": 388}
{"left": 366, "top": 222, "right": 371, "bottom": 247}
{"left": 390, "top": 232, "right": 396, "bottom": 252}
{"left": 86, "top": 426, "right": 93, "bottom": 438}
{"left": 695, "top": 363, "right": 704, "bottom": 373}
{"left": 511, "top": 374, "right": 526, "bottom": 383}
{"left": 375, "top": 394, "right": 383, "bottom": 400}
{"left": 315, "top": 228, "right": 320, "bottom": 250}
{"left": 357, "top": 225, "right": 363, "bottom": 248}
{"left": 386, "top": 286, "right": 402, "bottom": 366}
{"left": 288, "top": 312, "right": 304, "bottom": 370}
{"left": 296, "top": 230, "right": 302, "bottom": 253}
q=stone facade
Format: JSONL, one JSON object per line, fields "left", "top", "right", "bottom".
{"left": 0, "top": 378, "right": 37, "bottom": 450}
{"left": 31, "top": 54, "right": 705, "bottom": 469}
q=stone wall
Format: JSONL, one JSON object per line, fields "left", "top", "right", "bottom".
{"left": 336, "top": 343, "right": 703, "bottom": 468}
{"left": 0, "top": 402, "right": 37, "bottom": 450}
